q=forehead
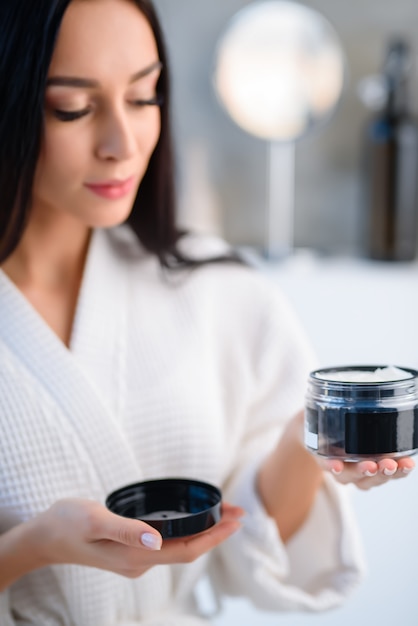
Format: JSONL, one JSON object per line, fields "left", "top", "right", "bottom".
{"left": 49, "top": 0, "right": 159, "bottom": 78}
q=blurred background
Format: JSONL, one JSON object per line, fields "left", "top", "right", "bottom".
{"left": 153, "top": 0, "right": 418, "bottom": 257}
{"left": 151, "top": 2, "right": 418, "bottom": 625}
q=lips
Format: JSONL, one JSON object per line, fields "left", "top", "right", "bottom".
{"left": 84, "top": 176, "right": 136, "bottom": 199}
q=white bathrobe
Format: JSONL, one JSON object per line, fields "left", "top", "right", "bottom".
{"left": 0, "top": 226, "right": 365, "bottom": 625}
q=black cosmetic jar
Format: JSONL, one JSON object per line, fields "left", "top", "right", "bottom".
{"left": 304, "top": 365, "right": 418, "bottom": 460}
{"left": 106, "top": 478, "right": 222, "bottom": 538}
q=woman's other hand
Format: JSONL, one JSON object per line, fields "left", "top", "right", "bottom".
{"left": 257, "top": 409, "right": 415, "bottom": 543}
{"left": 320, "top": 456, "right": 415, "bottom": 489}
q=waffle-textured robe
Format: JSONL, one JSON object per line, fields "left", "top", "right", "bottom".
{"left": 0, "top": 227, "right": 365, "bottom": 625}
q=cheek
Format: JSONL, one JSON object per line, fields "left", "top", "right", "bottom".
{"left": 35, "top": 130, "right": 89, "bottom": 198}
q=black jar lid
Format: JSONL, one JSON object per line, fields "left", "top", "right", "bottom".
{"left": 106, "top": 478, "right": 222, "bottom": 538}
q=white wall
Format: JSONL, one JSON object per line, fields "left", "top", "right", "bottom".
{"left": 214, "top": 253, "right": 418, "bottom": 625}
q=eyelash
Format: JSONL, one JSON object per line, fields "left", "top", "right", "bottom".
{"left": 53, "top": 95, "right": 164, "bottom": 122}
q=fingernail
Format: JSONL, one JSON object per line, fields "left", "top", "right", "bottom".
{"left": 383, "top": 467, "right": 397, "bottom": 476}
{"left": 331, "top": 468, "right": 342, "bottom": 475}
{"left": 141, "top": 533, "right": 162, "bottom": 550}
{"left": 402, "top": 467, "right": 414, "bottom": 474}
{"left": 363, "top": 470, "right": 377, "bottom": 477}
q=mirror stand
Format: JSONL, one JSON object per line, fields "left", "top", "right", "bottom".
{"left": 266, "top": 141, "right": 295, "bottom": 259}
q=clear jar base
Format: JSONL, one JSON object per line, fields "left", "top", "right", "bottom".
{"left": 307, "top": 447, "right": 418, "bottom": 462}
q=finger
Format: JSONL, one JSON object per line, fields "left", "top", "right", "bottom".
{"left": 99, "top": 501, "right": 243, "bottom": 553}
{"left": 393, "top": 456, "right": 415, "bottom": 477}
{"left": 322, "top": 455, "right": 416, "bottom": 488}
{"left": 352, "top": 457, "right": 415, "bottom": 489}
{"left": 220, "top": 502, "right": 246, "bottom": 518}
{"left": 165, "top": 504, "right": 243, "bottom": 546}
{"left": 323, "top": 459, "right": 386, "bottom": 486}
{"left": 321, "top": 459, "right": 379, "bottom": 483}
{"left": 100, "top": 510, "right": 162, "bottom": 551}
{"left": 356, "top": 457, "right": 414, "bottom": 480}
{"left": 96, "top": 516, "right": 241, "bottom": 577}
{"left": 160, "top": 519, "right": 241, "bottom": 564}
{"left": 376, "top": 458, "right": 398, "bottom": 477}
{"left": 321, "top": 459, "right": 345, "bottom": 476}
{"left": 376, "top": 457, "right": 416, "bottom": 479}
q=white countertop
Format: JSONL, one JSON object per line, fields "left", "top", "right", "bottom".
{"left": 261, "top": 250, "right": 418, "bottom": 368}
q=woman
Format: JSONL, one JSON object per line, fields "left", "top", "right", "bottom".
{"left": 0, "top": 1, "right": 414, "bottom": 624}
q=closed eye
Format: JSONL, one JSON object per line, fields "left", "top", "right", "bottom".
{"left": 53, "top": 107, "right": 91, "bottom": 122}
{"left": 52, "top": 94, "right": 164, "bottom": 122}
{"left": 131, "top": 94, "right": 164, "bottom": 107}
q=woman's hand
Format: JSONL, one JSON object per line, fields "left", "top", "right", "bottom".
{"left": 1, "top": 498, "right": 243, "bottom": 589}
{"left": 320, "top": 455, "right": 415, "bottom": 490}
{"left": 34, "top": 498, "right": 243, "bottom": 577}
{"left": 257, "top": 410, "right": 416, "bottom": 543}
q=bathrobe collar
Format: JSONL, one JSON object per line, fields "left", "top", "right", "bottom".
{"left": 0, "top": 228, "right": 142, "bottom": 493}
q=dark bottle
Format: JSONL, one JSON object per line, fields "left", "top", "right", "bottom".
{"left": 362, "top": 39, "right": 418, "bottom": 261}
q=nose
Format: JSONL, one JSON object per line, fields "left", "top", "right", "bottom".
{"left": 95, "top": 106, "right": 138, "bottom": 162}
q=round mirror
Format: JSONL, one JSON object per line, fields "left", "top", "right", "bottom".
{"left": 213, "top": 1, "right": 346, "bottom": 258}
{"left": 213, "top": 0, "right": 346, "bottom": 142}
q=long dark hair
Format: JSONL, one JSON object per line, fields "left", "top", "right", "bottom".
{"left": 0, "top": 0, "right": 242, "bottom": 268}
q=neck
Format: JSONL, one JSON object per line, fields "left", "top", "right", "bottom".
{"left": 1, "top": 214, "right": 91, "bottom": 292}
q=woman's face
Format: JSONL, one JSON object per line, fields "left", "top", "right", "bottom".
{"left": 33, "top": 0, "right": 162, "bottom": 228}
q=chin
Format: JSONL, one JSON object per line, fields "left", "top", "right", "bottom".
{"left": 88, "top": 204, "right": 134, "bottom": 229}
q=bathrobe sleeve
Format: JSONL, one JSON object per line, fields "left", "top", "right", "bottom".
{"left": 210, "top": 285, "right": 366, "bottom": 611}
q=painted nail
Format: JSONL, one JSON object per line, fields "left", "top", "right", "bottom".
{"left": 383, "top": 467, "right": 397, "bottom": 476}
{"left": 363, "top": 470, "right": 377, "bottom": 477}
{"left": 402, "top": 467, "right": 414, "bottom": 474}
{"left": 141, "top": 533, "right": 162, "bottom": 550}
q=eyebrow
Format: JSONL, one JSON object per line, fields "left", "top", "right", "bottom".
{"left": 46, "top": 60, "right": 163, "bottom": 89}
